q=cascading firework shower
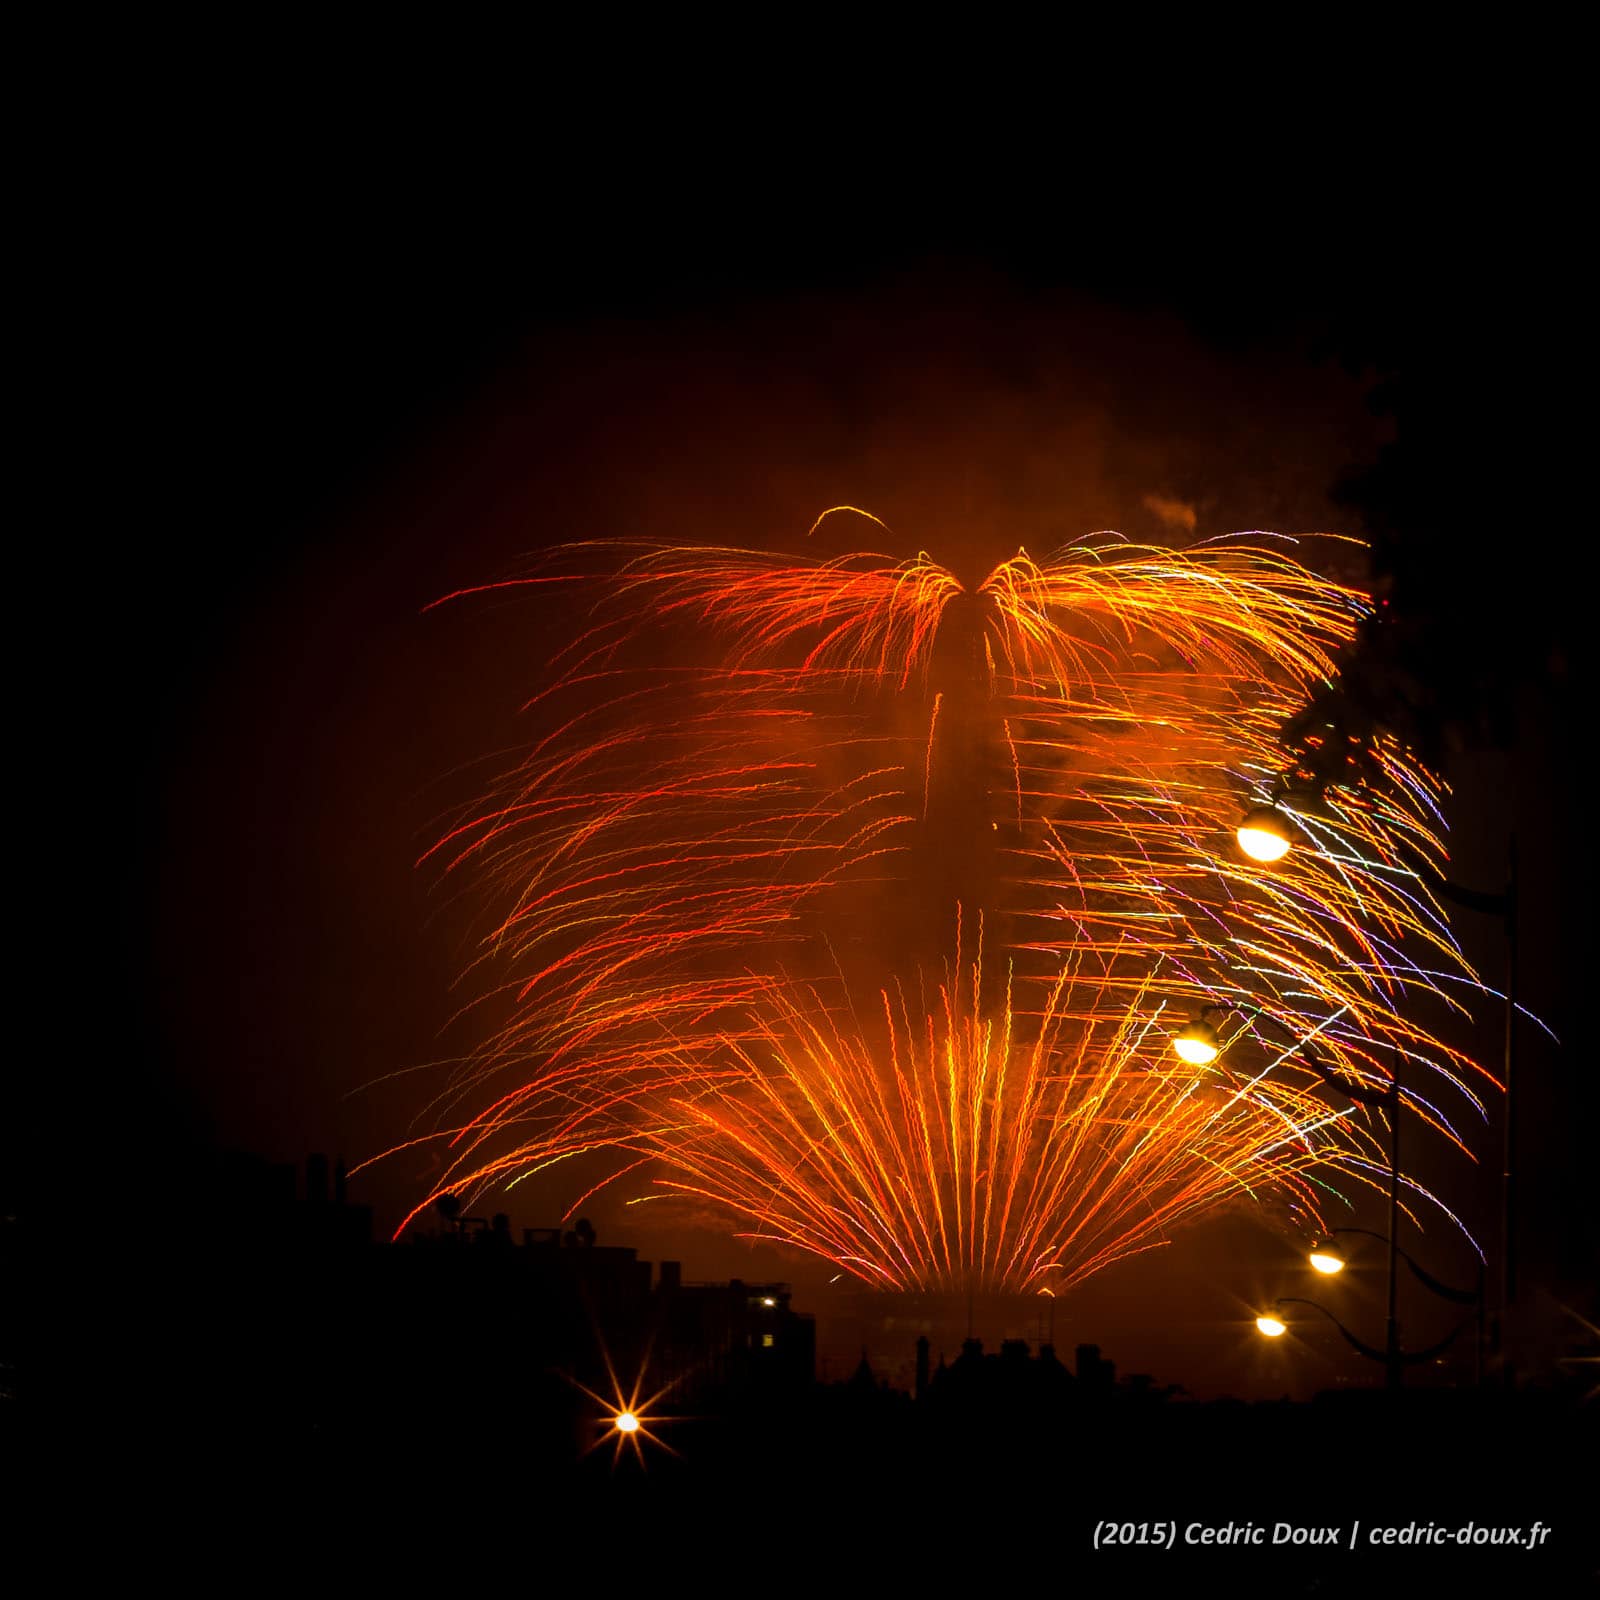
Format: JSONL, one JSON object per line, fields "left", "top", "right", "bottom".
{"left": 377, "top": 522, "right": 1498, "bottom": 1293}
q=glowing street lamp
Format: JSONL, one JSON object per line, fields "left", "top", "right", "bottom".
{"left": 1308, "top": 1240, "right": 1347, "bottom": 1275}
{"left": 1253, "top": 1278, "right": 1482, "bottom": 1387}
{"left": 613, "top": 1411, "right": 641, "bottom": 1434}
{"left": 1289, "top": 1227, "right": 1486, "bottom": 1385}
{"left": 1172, "top": 1013, "right": 1222, "bottom": 1066}
{"left": 1236, "top": 804, "right": 1293, "bottom": 863}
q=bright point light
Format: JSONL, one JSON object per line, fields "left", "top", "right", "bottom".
{"left": 761, "top": 1295, "right": 777, "bottom": 1307}
{"left": 1236, "top": 805, "right": 1292, "bottom": 863}
{"left": 1237, "top": 826, "right": 1290, "bottom": 863}
{"left": 1172, "top": 1019, "right": 1221, "bottom": 1066}
{"left": 614, "top": 1411, "right": 640, "bottom": 1433}
{"left": 1255, "top": 1314, "right": 1287, "bottom": 1338}
{"left": 1308, "top": 1244, "right": 1346, "bottom": 1275}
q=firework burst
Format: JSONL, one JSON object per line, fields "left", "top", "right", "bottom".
{"left": 372, "top": 527, "right": 1498, "bottom": 1294}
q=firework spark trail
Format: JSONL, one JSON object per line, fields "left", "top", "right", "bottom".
{"left": 374, "top": 532, "right": 1499, "bottom": 1291}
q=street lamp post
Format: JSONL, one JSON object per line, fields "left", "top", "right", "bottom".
{"left": 1303, "top": 1226, "right": 1486, "bottom": 1387}
{"left": 1428, "top": 843, "right": 1518, "bottom": 1365}
{"left": 1294, "top": 1067, "right": 1408, "bottom": 1391}
{"left": 1256, "top": 1295, "right": 1478, "bottom": 1387}
{"left": 1175, "top": 999, "right": 1410, "bottom": 1387}
{"left": 1228, "top": 807, "right": 1520, "bottom": 1378}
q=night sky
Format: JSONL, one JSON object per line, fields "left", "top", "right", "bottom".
{"left": 105, "top": 122, "right": 1589, "bottom": 1400}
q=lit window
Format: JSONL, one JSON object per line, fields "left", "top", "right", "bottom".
{"left": 761, "top": 1333, "right": 774, "bottom": 1348}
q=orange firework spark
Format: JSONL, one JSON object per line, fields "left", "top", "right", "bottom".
{"left": 369, "top": 527, "right": 1501, "bottom": 1294}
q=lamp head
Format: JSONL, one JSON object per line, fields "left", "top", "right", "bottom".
{"left": 1172, "top": 1016, "right": 1222, "bottom": 1066}
{"left": 1236, "top": 804, "right": 1293, "bottom": 863}
{"left": 1308, "top": 1239, "right": 1346, "bottom": 1275}
{"left": 1255, "top": 1312, "right": 1288, "bottom": 1338}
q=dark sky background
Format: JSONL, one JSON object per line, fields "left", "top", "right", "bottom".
{"left": 103, "top": 123, "right": 1590, "bottom": 1398}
